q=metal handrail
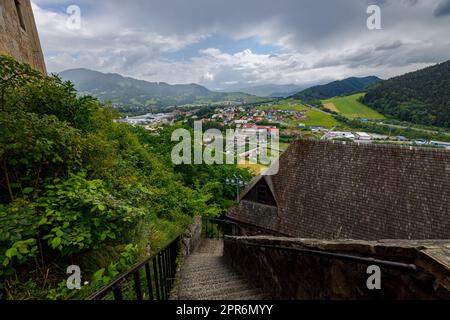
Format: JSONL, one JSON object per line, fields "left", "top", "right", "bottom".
{"left": 225, "top": 239, "right": 419, "bottom": 272}
{"left": 204, "top": 218, "right": 420, "bottom": 272}
{"left": 202, "top": 217, "right": 238, "bottom": 240}
{"left": 87, "top": 235, "right": 181, "bottom": 300}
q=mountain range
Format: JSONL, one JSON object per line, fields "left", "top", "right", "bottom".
{"left": 55, "top": 63, "right": 450, "bottom": 129}
{"left": 290, "top": 76, "right": 382, "bottom": 102}
{"left": 218, "top": 84, "right": 309, "bottom": 98}
{"left": 59, "top": 69, "right": 265, "bottom": 114}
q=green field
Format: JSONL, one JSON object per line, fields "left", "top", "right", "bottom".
{"left": 291, "top": 109, "right": 337, "bottom": 128}
{"left": 323, "top": 93, "right": 385, "bottom": 120}
{"left": 259, "top": 100, "right": 338, "bottom": 128}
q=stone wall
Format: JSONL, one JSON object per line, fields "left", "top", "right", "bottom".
{"left": 0, "top": 0, "right": 46, "bottom": 73}
{"left": 180, "top": 216, "right": 202, "bottom": 257}
{"left": 224, "top": 236, "right": 450, "bottom": 300}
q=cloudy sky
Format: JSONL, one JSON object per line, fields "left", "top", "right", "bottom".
{"left": 32, "top": 0, "right": 450, "bottom": 90}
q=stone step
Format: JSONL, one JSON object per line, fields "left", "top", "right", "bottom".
{"left": 172, "top": 239, "right": 266, "bottom": 301}
{"left": 181, "top": 269, "right": 238, "bottom": 281}
{"left": 179, "top": 277, "right": 250, "bottom": 292}
{"left": 185, "top": 255, "right": 224, "bottom": 261}
{"left": 181, "top": 267, "right": 231, "bottom": 275}
{"left": 181, "top": 257, "right": 225, "bottom": 265}
{"left": 181, "top": 284, "right": 256, "bottom": 300}
{"left": 180, "top": 263, "right": 230, "bottom": 273}
{"left": 180, "top": 272, "right": 244, "bottom": 284}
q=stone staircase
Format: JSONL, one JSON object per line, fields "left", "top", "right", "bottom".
{"left": 172, "top": 239, "right": 266, "bottom": 300}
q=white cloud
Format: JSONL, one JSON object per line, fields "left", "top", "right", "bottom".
{"left": 31, "top": 0, "right": 450, "bottom": 89}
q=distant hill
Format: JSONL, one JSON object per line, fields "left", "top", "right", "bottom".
{"left": 362, "top": 60, "right": 450, "bottom": 128}
{"left": 224, "top": 84, "right": 307, "bottom": 98}
{"left": 290, "top": 76, "right": 382, "bottom": 102}
{"left": 59, "top": 69, "right": 264, "bottom": 114}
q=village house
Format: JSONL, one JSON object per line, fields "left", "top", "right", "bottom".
{"left": 311, "top": 127, "right": 327, "bottom": 133}
{"left": 325, "top": 131, "right": 356, "bottom": 140}
{"left": 239, "top": 124, "right": 278, "bottom": 137}
{"left": 355, "top": 132, "right": 372, "bottom": 140}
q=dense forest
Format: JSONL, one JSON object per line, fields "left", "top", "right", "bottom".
{"left": 290, "top": 76, "right": 381, "bottom": 102}
{"left": 363, "top": 60, "right": 450, "bottom": 128}
{"left": 0, "top": 55, "right": 250, "bottom": 299}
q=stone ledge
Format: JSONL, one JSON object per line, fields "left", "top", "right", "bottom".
{"left": 224, "top": 236, "right": 450, "bottom": 299}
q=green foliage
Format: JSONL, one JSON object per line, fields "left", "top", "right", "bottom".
{"left": 91, "top": 244, "right": 138, "bottom": 286}
{"left": 0, "top": 55, "right": 247, "bottom": 299}
{"left": 0, "top": 200, "right": 39, "bottom": 276}
{"left": 0, "top": 55, "right": 42, "bottom": 110}
{"left": 363, "top": 60, "right": 450, "bottom": 128}
{"left": 16, "top": 77, "right": 98, "bottom": 132}
{"left": 136, "top": 125, "right": 253, "bottom": 214}
{"left": 0, "top": 111, "right": 83, "bottom": 202}
{"left": 38, "top": 173, "right": 143, "bottom": 256}
{"left": 291, "top": 76, "right": 381, "bottom": 102}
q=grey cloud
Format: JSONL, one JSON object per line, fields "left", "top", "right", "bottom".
{"left": 434, "top": 0, "right": 450, "bottom": 17}
{"left": 375, "top": 41, "right": 403, "bottom": 51}
{"left": 366, "top": 0, "right": 419, "bottom": 7}
{"left": 32, "top": 0, "right": 450, "bottom": 88}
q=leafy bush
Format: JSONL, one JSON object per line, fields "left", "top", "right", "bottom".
{"left": 0, "top": 112, "right": 83, "bottom": 202}
{"left": 0, "top": 55, "right": 245, "bottom": 299}
{"left": 0, "top": 55, "right": 42, "bottom": 111}
{"left": 38, "top": 173, "right": 143, "bottom": 256}
{"left": 0, "top": 200, "right": 39, "bottom": 276}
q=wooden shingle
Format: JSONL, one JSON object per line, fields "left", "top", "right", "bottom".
{"left": 228, "top": 139, "right": 450, "bottom": 240}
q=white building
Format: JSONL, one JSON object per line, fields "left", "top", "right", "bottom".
{"left": 326, "top": 131, "right": 356, "bottom": 140}
{"left": 370, "top": 134, "right": 389, "bottom": 140}
{"left": 355, "top": 132, "right": 372, "bottom": 140}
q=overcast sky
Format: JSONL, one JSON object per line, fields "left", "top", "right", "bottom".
{"left": 32, "top": 0, "right": 450, "bottom": 90}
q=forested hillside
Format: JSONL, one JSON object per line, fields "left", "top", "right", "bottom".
{"left": 59, "top": 69, "right": 264, "bottom": 114}
{"left": 290, "top": 76, "right": 381, "bottom": 102}
{"left": 362, "top": 60, "right": 450, "bottom": 128}
{"left": 0, "top": 56, "right": 250, "bottom": 299}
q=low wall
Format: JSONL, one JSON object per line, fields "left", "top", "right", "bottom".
{"left": 224, "top": 236, "right": 450, "bottom": 300}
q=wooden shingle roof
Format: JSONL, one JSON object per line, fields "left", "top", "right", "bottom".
{"left": 228, "top": 139, "right": 450, "bottom": 240}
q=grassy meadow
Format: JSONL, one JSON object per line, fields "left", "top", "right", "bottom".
{"left": 323, "top": 93, "right": 385, "bottom": 120}
{"left": 259, "top": 100, "right": 338, "bottom": 128}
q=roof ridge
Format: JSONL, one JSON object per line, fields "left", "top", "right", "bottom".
{"left": 291, "top": 138, "right": 450, "bottom": 154}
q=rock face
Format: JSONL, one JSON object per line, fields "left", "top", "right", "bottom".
{"left": 181, "top": 216, "right": 203, "bottom": 256}
{"left": 0, "top": 0, "right": 46, "bottom": 73}
{"left": 224, "top": 236, "right": 450, "bottom": 300}
{"left": 172, "top": 239, "right": 266, "bottom": 300}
